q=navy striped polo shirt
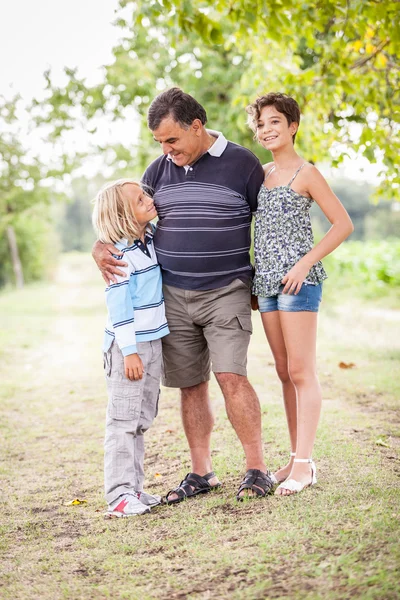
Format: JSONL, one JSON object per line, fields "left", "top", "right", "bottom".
{"left": 141, "top": 131, "right": 264, "bottom": 291}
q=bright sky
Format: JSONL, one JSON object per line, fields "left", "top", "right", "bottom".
{"left": 0, "top": 0, "right": 121, "bottom": 99}
{"left": 0, "top": 0, "right": 138, "bottom": 179}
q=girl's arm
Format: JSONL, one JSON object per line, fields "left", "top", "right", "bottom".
{"left": 282, "top": 166, "right": 354, "bottom": 294}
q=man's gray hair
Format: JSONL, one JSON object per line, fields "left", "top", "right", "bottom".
{"left": 147, "top": 87, "right": 207, "bottom": 131}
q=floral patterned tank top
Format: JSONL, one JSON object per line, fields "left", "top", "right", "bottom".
{"left": 252, "top": 163, "right": 327, "bottom": 297}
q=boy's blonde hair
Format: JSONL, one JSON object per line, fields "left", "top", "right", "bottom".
{"left": 92, "top": 179, "right": 145, "bottom": 244}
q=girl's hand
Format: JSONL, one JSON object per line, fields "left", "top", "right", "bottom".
{"left": 281, "top": 261, "right": 311, "bottom": 295}
{"left": 124, "top": 353, "right": 145, "bottom": 381}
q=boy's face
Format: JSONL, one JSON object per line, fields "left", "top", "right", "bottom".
{"left": 256, "top": 105, "right": 298, "bottom": 151}
{"left": 123, "top": 184, "right": 157, "bottom": 227}
{"left": 151, "top": 116, "right": 204, "bottom": 167}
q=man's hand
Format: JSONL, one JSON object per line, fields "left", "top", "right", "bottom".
{"left": 251, "top": 294, "right": 259, "bottom": 311}
{"left": 92, "top": 240, "right": 128, "bottom": 284}
{"left": 124, "top": 353, "right": 145, "bottom": 381}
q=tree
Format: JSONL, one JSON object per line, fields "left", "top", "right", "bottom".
{"left": 0, "top": 95, "right": 69, "bottom": 288}
{"left": 37, "top": 0, "right": 400, "bottom": 198}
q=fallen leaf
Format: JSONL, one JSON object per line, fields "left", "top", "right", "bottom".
{"left": 165, "top": 429, "right": 175, "bottom": 433}
{"left": 338, "top": 362, "right": 356, "bottom": 369}
{"left": 154, "top": 473, "right": 163, "bottom": 479}
{"left": 375, "top": 438, "right": 390, "bottom": 448}
{"left": 64, "top": 498, "right": 88, "bottom": 506}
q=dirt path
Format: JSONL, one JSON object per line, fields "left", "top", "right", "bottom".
{"left": 0, "top": 254, "right": 399, "bottom": 600}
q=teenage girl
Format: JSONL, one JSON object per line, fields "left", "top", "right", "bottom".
{"left": 246, "top": 93, "right": 354, "bottom": 495}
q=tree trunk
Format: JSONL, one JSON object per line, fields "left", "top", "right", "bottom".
{"left": 6, "top": 225, "right": 24, "bottom": 288}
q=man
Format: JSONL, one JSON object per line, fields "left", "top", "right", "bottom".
{"left": 93, "top": 88, "right": 274, "bottom": 501}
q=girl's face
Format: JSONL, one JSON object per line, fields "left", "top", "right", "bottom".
{"left": 256, "top": 105, "right": 298, "bottom": 151}
{"left": 124, "top": 184, "right": 157, "bottom": 227}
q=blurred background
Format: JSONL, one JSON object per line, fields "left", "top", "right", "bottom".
{"left": 0, "top": 0, "right": 399, "bottom": 301}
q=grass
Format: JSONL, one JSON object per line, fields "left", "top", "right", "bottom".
{"left": 0, "top": 253, "right": 399, "bottom": 600}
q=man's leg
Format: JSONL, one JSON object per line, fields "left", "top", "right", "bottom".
{"left": 166, "top": 381, "right": 219, "bottom": 502}
{"left": 162, "top": 285, "right": 220, "bottom": 502}
{"left": 199, "top": 280, "right": 273, "bottom": 498}
{"left": 214, "top": 372, "right": 266, "bottom": 472}
{"left": 180, "top": 381, "right": 219, "bottom": 482}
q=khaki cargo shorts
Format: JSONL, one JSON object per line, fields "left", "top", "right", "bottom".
{"left": 161, "top": 278, "right": 252, "bottom": 388}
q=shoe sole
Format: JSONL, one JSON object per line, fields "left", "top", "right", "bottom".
{"left": 165, "top": 483, "right": 222, "bottom": 505}
{"left": 104, "top": 509, "right": 150, "bottom": 518}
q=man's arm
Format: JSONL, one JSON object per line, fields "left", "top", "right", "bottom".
{"left": 246, "top": 159, "right": 265, "bottom": 212}
{"left": 92, "top": 241, "right": 128, "bottom": 285}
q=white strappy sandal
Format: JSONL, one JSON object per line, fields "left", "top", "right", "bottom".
{"left": 270, "top": 452, "right": 296, "bottom": 485}
{"left": 275, "top": 458, "right": 317, "bottom": 495}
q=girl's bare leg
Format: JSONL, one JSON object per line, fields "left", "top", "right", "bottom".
{"left": 276, "top": 311, "right": 321, "bottom": 496}
{"left": 261, "top": 311, "right": 297, "bottom": 481}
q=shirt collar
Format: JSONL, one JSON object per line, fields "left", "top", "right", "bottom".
{"left": 206, "top": 130, "right": 228, "bottom": 156}
{"left": 165, "top": 129, "right": 228, "bottom": 164}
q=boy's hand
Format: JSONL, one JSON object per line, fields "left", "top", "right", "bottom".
{"left": 92, "top": 240, "right": 128, "bottom": 285}
{"left": 124, "top": 353, "right": 145, "bottom": 381}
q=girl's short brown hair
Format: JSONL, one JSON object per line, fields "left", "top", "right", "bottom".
{"left": 246, "top": 93, "right": 301, "bottom": 143}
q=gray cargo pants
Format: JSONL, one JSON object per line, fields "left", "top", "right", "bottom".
{"left": 103, "top": 339, "right": 162, "bottom": 504}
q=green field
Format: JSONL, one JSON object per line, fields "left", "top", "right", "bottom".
{"left": 0, "top": 253, "right": 399, "bottom": 600}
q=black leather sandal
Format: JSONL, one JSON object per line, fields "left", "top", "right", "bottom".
{"left": 236, "top": 469, "right": 274, "bottom": 501}
{"left": 165, "top": 471, "right": 221, "bottom": 504}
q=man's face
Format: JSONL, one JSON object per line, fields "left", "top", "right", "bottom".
{"left": 151, "top": 116, "right": 203, "bottom": 167}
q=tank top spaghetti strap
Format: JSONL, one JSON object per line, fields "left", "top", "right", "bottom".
{"left": 264, "top": 166, "right": 275, "bottom": 180}
{"left": 264, "top": 163, "right": 306, "bottom": 188}
{"left": 287, "top": 163, "right": 306, "bottom": 186}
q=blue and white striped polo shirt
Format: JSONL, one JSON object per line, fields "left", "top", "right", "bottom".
{"left": 141, "top": 131, "right": 264, "bottom": 291}
{"left": 103, "top": 227, "right": 169, "bottom": 356}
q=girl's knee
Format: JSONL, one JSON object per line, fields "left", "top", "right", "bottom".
{"left": 288, "top": 365, "right": 317, "bottom": 386}
{"left": 275, "top": 360, "right": 290, "bottom": 384}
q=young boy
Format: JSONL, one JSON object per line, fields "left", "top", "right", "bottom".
{"left": 92, "top": 179, "right": 169, "bottom": 517}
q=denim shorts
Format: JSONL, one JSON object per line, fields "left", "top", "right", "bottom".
{"left": 258, "top": 282, "right": 323, "bottom": 313}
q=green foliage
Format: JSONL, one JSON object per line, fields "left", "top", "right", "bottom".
{"left": 311, "top": 179, "right": 398, "bottom": 241}
{"left": 0, "top": 94, "right": 66, "bottom": 288}
{"left": 324, "top": 240, "right": 400, "bottom": 291}
{"left": 57, "top": 176, "right": 102, "bottom": 253}
{"left": 37, "top": 0, "right": 400, "bottom": 197}
{"left": 0, "top": 207, "right": 59, "bottom": 287}
{"left": 0, "top": 96, "right": 50, "bottom": 219}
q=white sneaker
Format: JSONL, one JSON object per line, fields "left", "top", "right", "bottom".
{"left": 105, "top": 493, "right": 151, "bottom": 518}
{"left": 136, "top": 490, "right": 162, "bottom": 507}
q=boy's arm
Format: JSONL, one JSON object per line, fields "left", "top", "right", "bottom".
{"left": 105, "top": 250, "right": 138, "bottom": 358}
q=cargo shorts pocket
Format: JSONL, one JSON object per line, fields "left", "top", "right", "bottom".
{"left": 236, "top": 314, "right": 253, "bottom": 334}
{"left": 233, "top": 314, "right": 253, "bottom": 366}
{"left": 107, "top": 383, "right": 141, "bottom": 421}
{"left": 103, "top": 350, "right": 112, "bottom": 377}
